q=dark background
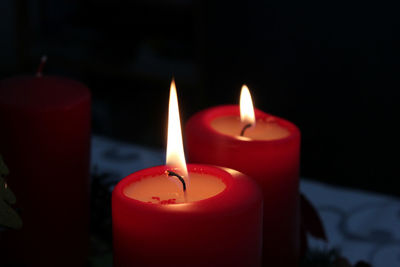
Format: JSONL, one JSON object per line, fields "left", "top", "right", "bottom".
{"left": 0, "top": 0, "right": 398, "bottom": 196}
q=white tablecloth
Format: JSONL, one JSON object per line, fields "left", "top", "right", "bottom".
{"left": 91, "top": 135, "right": 400, "bottom": 266}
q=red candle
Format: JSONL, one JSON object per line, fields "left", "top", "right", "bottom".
{"left": 113, "top": 164, "right": 263, "bottom": 267}
{"left": 0, "top": 63, "right": 91, "bottom": 266}
{"left": 185, "top": 85, "right": 301, "bottom": 266}
{"left": 112, "top": 80, "right": 263, "bottom": 266}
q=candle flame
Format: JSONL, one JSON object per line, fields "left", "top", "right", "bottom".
{"left": 166, "top": 79, "right": 188, "bottom": 180}
{"left": 240, "top": 84, "right": 256, "bottom": 126}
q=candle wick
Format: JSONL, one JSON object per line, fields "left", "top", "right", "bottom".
{"left": 36, "top": 55, "right": 48, "bottom": 77}
{"left": 183, "top": 190, "right": 188, "bottom": 203}
{"left": 166, "top": 170, "right": 186, "bottom": 192}
{"left": 240, "top": 123, "right": 252, "bottom": 136}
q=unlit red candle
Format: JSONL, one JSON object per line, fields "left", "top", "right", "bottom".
{"left": 0, "top": 74, "right": 91, "bottom": 267}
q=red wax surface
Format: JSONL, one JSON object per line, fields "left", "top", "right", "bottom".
{"left": 112, "top": 164, "right": 263, "bottom": 267}
{"left": 185, "top": 105, "right": 301, "bottom": 266}
{"left": 0, "top": 76, "right": 91, "bottom": 266}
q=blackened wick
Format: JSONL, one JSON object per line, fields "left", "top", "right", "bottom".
{"left": 166, "top": 170, "right": 186, "bottom": 192}
{"left": 240, "top": 123, "right": 252, "bottom": 136}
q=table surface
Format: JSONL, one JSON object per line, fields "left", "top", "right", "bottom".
{"left": 91, "top": 135, "right": 400, "bottom": 267}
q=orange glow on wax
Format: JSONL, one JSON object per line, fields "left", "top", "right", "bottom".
{"left": 211, "top": 85, "right": 290, "bottom": 140}
{"left": 123, "top": 172, "right": 225, "bottom": 204}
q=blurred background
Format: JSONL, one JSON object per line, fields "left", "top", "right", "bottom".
{"left": 0, "top": 0, "right": 398, "bottom": 196}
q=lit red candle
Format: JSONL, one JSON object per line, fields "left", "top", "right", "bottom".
{"left": 186, "top": 85, "right": 301, "bottom": 266}
{"left": 0, "top": 57, "right": 91, "bottom": 266}
{"left": 112, "top": 80, "right": 263, "bottom": 267}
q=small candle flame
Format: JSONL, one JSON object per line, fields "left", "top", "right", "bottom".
{"left": 166, "top": 79, "right": 188, "bottom": 180}
{"left": 240, "top": 84, "right": 256, "bottom": 126}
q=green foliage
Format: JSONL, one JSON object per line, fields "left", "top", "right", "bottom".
{"left": 0, "top": 154, "right": 9, "bottom": 176}
{"left": 0, "top": 154, "right": 22, "bottom": 229}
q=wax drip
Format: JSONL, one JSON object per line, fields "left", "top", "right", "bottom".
{"left": 240, "top": 123, "right": 252, "bottom": 136}
{"left": 36, "top": 55, "right": 48, "bottom": 77}
{"left": 166, "top": 170, "right": 186, "bottom": 192}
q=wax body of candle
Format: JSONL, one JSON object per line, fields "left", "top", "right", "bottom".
{"left": 112, "top": 164, "right": 263, "bottom": 267}
{"left": 0, "top": 76, "right": 91, "bottom": 266}
{"left": 186, "top": 105, "right": 301, "bottom": 266}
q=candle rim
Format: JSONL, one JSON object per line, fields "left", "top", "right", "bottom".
{"left": 112, "top": 164, "right": 263, "bottom": 219}
{"left": 114, "top": 164, "right": 234, "bottom": 207}
{"left": 189, "top": 105, "right": 300, "bottom": 145}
